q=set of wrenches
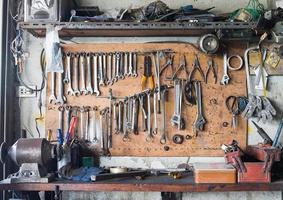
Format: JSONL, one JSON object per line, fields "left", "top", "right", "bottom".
{"left": 48, "top": 51, "right": 139, "bottom": 104}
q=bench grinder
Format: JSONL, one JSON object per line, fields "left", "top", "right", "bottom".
{"left": 0, "top": 138, "right": 57, "bottom": 183}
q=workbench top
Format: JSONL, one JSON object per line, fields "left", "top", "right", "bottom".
{"left": 1, "top": 173, "right": 283, "bottom": 192}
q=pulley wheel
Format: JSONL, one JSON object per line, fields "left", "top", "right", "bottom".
{"left": 198, "top": 34, "right": 219, "bottom": 54}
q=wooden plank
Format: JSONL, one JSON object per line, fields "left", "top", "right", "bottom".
{"left": 45, "top": 43, "right": 247, "bottom": 156}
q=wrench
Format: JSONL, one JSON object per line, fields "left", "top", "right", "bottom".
{"left": 85, "top": 107, "right": 90, "bottom": 141}
{"left": 80, "top": 107, "right": 86, "bottom": 140}
{"left": 112, "top": 52, "right": 118, "bottom": 82}
{"left": 116, "top": 52, "right": 122, "bottom": 80}
{"left": 170, "top": 79, "right": 185, "bottom": 130}
{"left": 138, "top": 93, "right": 147, "bottom": 132}
{"left": 92, "top": 107, "right": 98, "bottom": 143}
{"left": 128, "top": 52, "right": 133, "bottom": 76}
{"left": 153, "top": 89, "right": 158, "bottom": 135}
{"left": 107, "top": 53, "right": 113, "bottom": 85}
{"left": 118, "top": 101, "right": 124, "bottom": 133}
{"left": 98, "top": 53, "right": 105, "bottom": 86}
{"left": 63, "top": 52, "right": 71, "bottom": 84}
{"left": 58, "top": 106, "right": 64, "bottom": 133}
{"left": 119, "top": 52, "right": 125, "bottom": 79}
{"left": 86, "top": 53, "right": 94, "bottom": 95}
{"left": 123, "top": 98, "right": 130, "bottom": 142}
{"left": 65, "top": 105, "right": 72, "bottom": 134}
{"left": 193, "top": 81, "right": 206, "bottom": 134}
{"left": 103, "top": 53, "right": 108, "bottom": 84}
{"left": 124, "top": 52, "right": 129, "bottom": 76}
{"left": 145, "top": 89, "right": 153, "bottom": 142}
{"left": 132, "top": 96, "right": 139, "bottom": 135}
{"left": 220, "top": 52, "right": 230, "bottom": 85}
{"left": 79, "top": 53, "right": 88, "bottom": 95}
{"left": 66, "top": 53, "right": 76, "bottom": 96}
{"left": 48, "top": 72, "right": 57, "bottom": 104}
{"left": 56, "top": 72, "right": 66, "bottom": 105}
{"left": 92, "top": 54, "right": 101, "bottom": 96}
{"left": 151, "top": 52, "right": 161, "bottom": 113}
{"left": 132, "top": 52, "right": 138, "bottom": 77}
{"left": 113, "top": 102, "right": 119, "bottom": 134}
{"left": 72, "top": 53, "right": 81, "bottom": 96}
{"left": 160, "top": 86, "right": 168, "bottom": 144}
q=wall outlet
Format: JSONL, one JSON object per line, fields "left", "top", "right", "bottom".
{"left": 16, "top": 85, "right": 37, "bottom": 98}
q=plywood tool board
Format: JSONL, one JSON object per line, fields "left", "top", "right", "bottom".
{"left": 45, "top": 43, "right": 247, "bottom": 157}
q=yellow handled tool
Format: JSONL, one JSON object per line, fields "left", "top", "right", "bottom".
{"left": 141, "top": 56, "right": 154, "bottom": 90}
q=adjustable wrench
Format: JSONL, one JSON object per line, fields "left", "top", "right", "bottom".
{"left": 48, "top": 72, "right": 57, "bottom": 104}
{"left": 98, "top": 53, "right": 105, "bottom": 86}
{"left": 220, "top": 52, "right": 230, "bottom": 85}
{"left": 170, "top": 79, "right": 185, "bottom": 130}
{"left": 79, "top": 53, "right": 88, "bottom": 95}
{"left": 86, "top": 53, "right": 94, "bottom": 95}
{"left": 73, "top": 53, "right": 81, "bottom": 96}
{"left": 63, "top": 52, "right": 71, "bottom": 84}
{"left": 107, "top": 53, "right": 113, "bottom": 85}
{"left": 56, "top": 72, "right": 66, "bottom": 105}
{"left": 145, "top": 89, "right": 153, "bottom": 142}
{"left": 132, "top": 52, "right": 138, "bottom": 77}
{"left": 92, "top": 54, "right": 101, "bottom": 96}
{"left": 193, "top": 81, "right": 206, "bottom": 134}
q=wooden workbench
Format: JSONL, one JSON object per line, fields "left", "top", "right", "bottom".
{"left": 1, "top": 173, "right": 283, "bottom": 192}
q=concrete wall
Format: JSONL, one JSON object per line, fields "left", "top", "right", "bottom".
{"left": 20, "top": 0, "right": 283, "bottom": 199}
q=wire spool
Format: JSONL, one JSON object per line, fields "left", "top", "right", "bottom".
{"left": 198, "top": 34, "right": 219, "bottom": 54}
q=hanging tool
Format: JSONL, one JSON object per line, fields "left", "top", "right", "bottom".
{"left": 160, "top": 54, "right": 174, "bottom": 81}
{"left": 188, "top": 55, "right": 205, "bottom": 82}
{"left": 225, "top": 96, "right": 240, "bottom": 129}
{"left": 205, "top": 58, "right": 217, "bottom": 84}
{"left": 252, "top": 121, "right": 273, "bottom": 145}
{"left": 172, "top": 55, "right": 189, "bottom": 80}
{"left": 141, "top": 56, "right": 154, "bottom": 90}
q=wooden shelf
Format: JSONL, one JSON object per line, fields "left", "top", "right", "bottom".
{"left": 1, "top": 173, "right": 283, "bottom": 192}
{"left": 18, "top": 21, "right": 261, "bottom": 38}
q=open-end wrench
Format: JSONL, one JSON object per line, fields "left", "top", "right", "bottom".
{"left": 103, "top": 53, "right": 108, "bottom": 84}
{"left": 85, "top": 107, "right": 90, "bottom": 141}
{"left": 79, "top": 53, "right": 88, "bottom": 95}
{"left": 193, "top": 81, "right": 206, "bottom": 134}
{"left": 138, "top": 93, "right": 147, "bottom": 132}
{"left": 63, "top": 53, "right": 70, "bottom": 84}
{"left": 132, "top": 96, "right": 139, "bottom": 135}
{"left": 98, "top": 53, "right": 105, "bottom": 86}
{"left": 72, "top": 53, "right": 81, "bottom": 96}
{"left": 80, "top": 107, "right": 86, "bottom": 140}
{"left": 145, "top": 89, "right": 153, "bottom": 142}
{"left": 48, "top": 72, "right": 57, "bottom": 104}
{"left": 112, "top": 52, "right": 117, "bottom": 82}
{"left": 65, "top": 105, "right": 72, "bottom": 134}
{"left": 132, "top": 52, "right": 138, "bottom": 77}
{"left": 151, "top": 52, "right": 161, "bottom": 113}
{"left": 126, "top": 97, "right": 133, "bottom": 131}
{"left": 56, "top": 72, "right": 66, "bottom": 105}
{"left": 66, "top": 53, "right": 76, "bottom": 96}
{"left": 153, "top": 89, "right": 158, "bottom": 135}
{"left": 99, "top": 109, "right": 105, "bottom": 152}
{"left": 92, "top": 107, "right": 98, "bottom": 143}
{"left": 118, "top": 101, "right": 124, "bottom": 133}
{"left": 113, "top": 102, "right": 119, "bottom": 134}
{"left": 116, "top": 52, "right": 122, "bottom": 80}
{"left": 123, "top": 98, "right": 130, "bottom": 142}
{"left": 107, "top": 53, "right": 113, "bottom": 85}
{"left": 86, "top": 53, "right": 94, "bottom": 95}
{"left": 124, "top": 52, "right": 129, "bottom": 76}
{"left": 58, "top": 106, "right": 64, "bottom": 133}
{"left": 119, "top": 52, "right": 125, "bottom": 79}
{"left": 128, "top": 52, "right": 133, "bottom": 77}
{"left": 92, "top": 54, "right": 101, "bottom": 96}
{"left": 160, "top": 86, "right": 168, "bottom": 144}
{"left": 220, "top": 52, "right": 230, "bottom": 85}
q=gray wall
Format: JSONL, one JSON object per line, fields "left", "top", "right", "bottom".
{"left": 20, "top": 0, "right": 283, "bottom": 199}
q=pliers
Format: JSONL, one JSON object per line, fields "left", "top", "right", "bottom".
{"left": 205, "top": 58, "right": 217, "bottom": 84}
{"left": 160, "top": 54, "right": 174, "bottom": 81}
{"left": 141, "top": 55, "right": 154, "bottom": 90}
{"left": 172, "top": 54, "right": 190, "bottom": 80}
{"left": 188, "top": 55, "right": 205, "bottom": 82}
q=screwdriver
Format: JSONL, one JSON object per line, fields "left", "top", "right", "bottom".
{"left": 141, "top": 56, "right": 154, "bottom": 90}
